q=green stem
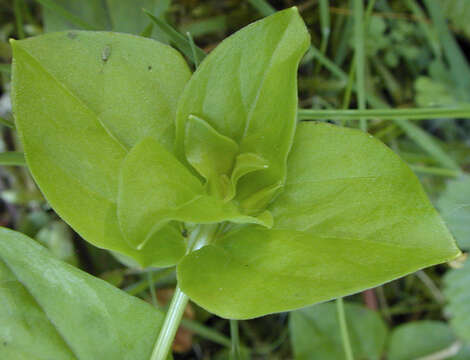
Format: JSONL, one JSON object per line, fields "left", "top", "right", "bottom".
{"left": 298, "top": 107, "right": 470, "bottom": 121}
{"left": 150, "top": 224, "right": 219, "bottom": 360}
{"left": 230, "top": 319, "right": 241, "bottom": 360}
{"left": 353, "top": 0, "right": 366, "bottom": 131}
{"left": 148, "top": 272, "right": 158, "bottom": 308}
{"left": 337, "top": 298, "right": 354, "bottom": 360}
{"left": 14, "top": 0, "right": 25, "bottom": 39}
{"left": 409, "top": 165, "right": 461, "bottom": 178}
{"left": 150, "top": 287, "right": 188, "bottom": 360}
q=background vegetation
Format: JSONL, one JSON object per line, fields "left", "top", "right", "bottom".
{"left": 0, "top": 0, "right": 469, "bottom": 359}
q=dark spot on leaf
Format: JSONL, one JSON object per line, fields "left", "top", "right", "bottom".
{"left": 3, "top": 341, "right": 7, "bottom": 346}
{"left": 148, "top": 65, "right": 152, "bottom": 71}
{"left": 181, "top": 229, "right": 188, "bottom": 238}
{"left": 67, "top": 32, "right": 77, "bottom": 39}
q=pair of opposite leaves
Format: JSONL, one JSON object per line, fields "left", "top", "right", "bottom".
{"left": 10, "top": 8, "right": 460, "bottom": 319}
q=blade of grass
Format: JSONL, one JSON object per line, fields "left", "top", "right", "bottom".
{"left": 354, "top": 0, "right": 366, "bottom": 131}
{"left": 298, "top": 107, "right": 470, "bottom": 120}
{"left": 424, "top": 0, "right": 470, "bottom": 102}
{"left": 409, "top": 165, "right": 461, "bottom": 178}
{"left": 395, "top": 120, "right": 461, "bottom": 171}
{"left": 315, "top": 0, "right": 331, "bottom": 74}
{"left": 14, "top": 0, "right": 25, "bottom": 39}
{"left": 180, "top": 15, "right": 227, "bottom": 38}
{"left": 181, "top": 318, "right": 231, "bottom": 348}
{"left": 34, "top": 0, "right": 97, "bottom": 30}
{"left": 342, "top": 0, "right": 377, "bottom": 113}
{"left": 144, "top": 10, "right": 206, "bottom": 66}
{"left": 404, "top": 0, "right": 441, "bottom": 58}
{"left": 0, "top": 152, "right": 26, "bottom": 166}
{"left": 140, "top": 22, "right": 154, "bottom": 38}
{"left": 186, "top": 32, "right": 200, "bottom": 68}
{"left": 147, "top": 272, "right": 159, "bottom": 308}
{"left": 247, "top": 0, "right": 275, "bottom": 16}
{"left": 334, "top": 0, "right": 355, "bottom": 67}
{"left": 0, "top": 116, "right": 15, "bottom": 128}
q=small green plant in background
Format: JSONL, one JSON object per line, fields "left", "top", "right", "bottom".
{"left": 0, "top": 2, "right": 469, "bottom": 360}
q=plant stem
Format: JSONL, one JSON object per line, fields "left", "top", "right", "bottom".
{"left": 410, "top": 165, "right": 461, "bottom": 178}
{"left": 230, "top": 319, "right": 241, "bottom": 360}
{"left": 14, "top": 0, "right": 25, "bottom": 39}
{"left": 297, "top": 107, "right": 470, "bottom": 121}
{"left": 150, "top": 287, "right": 188, "bottom": 360}
{"left": 148, "top": 272, "right": 158, "bottom": 308}
{"left": 353, "top": 0, "right": 366, "bottom": 131}
{"left": 337, "top": 298, "right": 354, "bottom": 360}
{"left": 150, "top": 224, "right": 219, "bottom": 360}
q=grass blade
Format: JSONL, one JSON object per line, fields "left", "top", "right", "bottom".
{"left": 404, "top": 0, "right": 441, "bottom": 58}
{"left": 14, "top": 0, "right": 25, "bottom": 39}
{"left": 409, "top": 165, "right": 461, "bottom": 178}
{"left": 315, "top": 0, "right": 331, "bottom": 74}
{"left": 395, "top": 120, "right": 461, "bottom": 171}
{"left": 424, "top": 0, "right": 470, "bottom": 101}
{"left": 247, "top": 0, "right": 275, "bottom": 16}
{"left": 298, "top": 107, "right": 470, "bottom": 121}
{"left": 0, "top": 152, "right": 26, "bottom": 166}
{"left": 186, "top": 32, "right": 200, "bottom": 68}
{"left": 144, "top": 10, "right": 206, "bottom": 65}
{"left": 0, "top": 116, "right": 15, "bottom": 128}
{"left": 353, "top": 0, "right": 366, "bottom": 130}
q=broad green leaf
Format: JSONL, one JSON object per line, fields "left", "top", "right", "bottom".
{"left": 11, "top": 31, "right": 191, "bottom": 267}
{"left": 118, "top": 137, "right": 272, "bottom": 249}
{"left": 0, "top": 227, "right": 165, "bottom": 359}
{"left": 290, "top": 302, "right": 388, "bottom": 360}
{"left": 177, "top": 123, "right": 460, "bottom": 319}
{"left": 175, "top": 7, "right": 310, "bottom": 207}
{"left": 387, "top": 321, "right": 456, "bottom": 360}
{"left": 444, "top": 258, "right": 470, "bottom": 342}
{"left": 184, "top": 115, "right": 239, "bottom": 198}
{"left": 438, "top": 175, "right": 470, "bottom": 249}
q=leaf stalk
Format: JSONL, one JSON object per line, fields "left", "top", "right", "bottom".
{"left": 150, "top": 224, "right": 219, "bottom": 360}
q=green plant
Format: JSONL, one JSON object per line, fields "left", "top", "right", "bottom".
{"left": 1, "top": 6, "right": 462, "bottom": 360}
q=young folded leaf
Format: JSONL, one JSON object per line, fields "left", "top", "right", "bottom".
{"left": 175, "top": 7, "right": 311, "bottom": 209}
{"left": 177, "top": 123, "right": 460, "bottom": 319}
{"left": 184, "top": 115, "right": 239, "bottom": 198}
{"left": 0, "top": 227, "right": 165, "bottom": 359}
{"left": 11, "top": 31, "right": 191, "bottom": 267}
{"left": 118, "top": 137, "right": 272, "bottom": 249}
